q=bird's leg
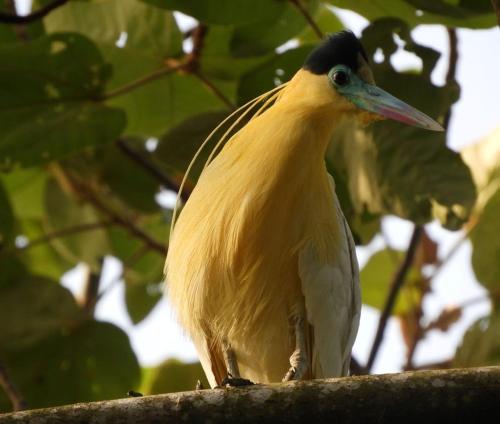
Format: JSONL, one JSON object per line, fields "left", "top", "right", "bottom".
{"left": 220, "top": 342, "right": 254, "bottom": 387}
{"left": 223, "top": 342, "right": 241, "bottom": 378}
{"left": 283, "top": 315, "right": 308, "bottom": 382}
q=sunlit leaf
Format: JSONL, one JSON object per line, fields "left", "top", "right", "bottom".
{"left": 44, "top": 178, "right": 111, "bottom": 269}
{"left": 360, "top": 249, "right": 423, "bottom": 315}
{"left": 140, "top": 359, "right": 209, "bottom": 395}
{"left": 454, "top": 312, "right": 500, "bottom": 367}
{"left": 470, "top": 189, "right": 500, "bottom": 292}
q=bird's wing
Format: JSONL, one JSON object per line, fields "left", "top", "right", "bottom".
{"left": 298, "top": 177, "right": 361, "bottom": 377}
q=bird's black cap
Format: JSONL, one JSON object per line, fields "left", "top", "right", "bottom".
{"left": 303, "top": 31, "right": 368, "bottom": 75}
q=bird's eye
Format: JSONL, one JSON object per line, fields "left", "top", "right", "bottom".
{"left": 332, "top": 70, "right": 349, "bottom": 86}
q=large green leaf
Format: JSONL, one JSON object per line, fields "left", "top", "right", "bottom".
{"left": 230, "top": 0, "right": 320, "bottom": 57}
{"left": 0, "top": 33, "right": 126, "bottom": 168}
{"left": 238, "top": 45, "right": 313, "bottom": 103}
{"left": 11, "top": 219, "right": 73, "bottom": 280}
{"left": 0, "top": 275, "right": 83, "bottom": 351}
{"left": 43, "top": 0, "right": 183, "bottom": 57}
{"left": 454, "top": 312, "right": 500, "bottom": 367}
{"left": 470, "top": 189, "right": 500, "bottom": 292}
{"left": 328, "top": 0, "right": 496, "bottom": 28}
{"left": 44, "top": 178, "right": 111, "bottom": 269}
{"left": 98, "top": 141, "right": 160, "bottom": 214}
{"left": 1, "top": 168, "right": 47, "bottom": 220}
{"left": 101, "top": 44, "right": 235, "bottom": 138}
{"left": 0, "top": 181, "right": 14, "bottom": 245}
{"left": 140, "top": 359, "right": 209, "bottom": 395}
{"left": 298, "top": 4, "right": 343, "bottom": 44}
{"left": 141, "top": 0, "right": 285, "bottom": 25}
{"left": 461, "top": 126, "right": 500, "bottom": 213}
{"left": 360, "top": 249, "right": 422, "bottom": 315}
{"left": 0, "top": 321, "right": 140, "bottom": 411}
{"left": 154, "top": 111, "right": 227, "bottom": 180}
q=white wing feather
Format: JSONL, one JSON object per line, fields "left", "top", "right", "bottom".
{"left": 298, "top": 175, "right": 361, "bottom": 377}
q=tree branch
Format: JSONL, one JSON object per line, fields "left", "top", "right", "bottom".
{"left": 65, "top": 174, "right": 167, "bottom": 256}
{"left": 12, "top": 220, "right": 114, "bottom": 253}
{"left": 2, "top": 367, "right": 499, "bottom": 422}
{"left": 0, "top": 358, "right": 27, "bottom": 411}
{"left": 0, "top": 0, "right": 69, "bottom": 24}
{"left": 116, "top": 139, "right": 189, "bottom": 203}
{"left": 99, "top": 66, "right": 178, "bottom": 101}
{"left": 366, "top": 225, "right": 423, "bottom": 372}
{"left": 443, "top": 27, "right": 458, "bottom": 130}
{"left": 491, "top": 0, "right": 500, "bottom": 26}
{"left": 289, "top": 0, "right": 323, "bottom": 40}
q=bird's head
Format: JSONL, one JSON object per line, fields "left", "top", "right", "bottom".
{"left": 299, "top": 31, "right": 443, "bottom": 131}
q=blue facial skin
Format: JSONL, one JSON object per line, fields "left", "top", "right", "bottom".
{"left": 327, "top": 64, "right": 443, "bottom": 132}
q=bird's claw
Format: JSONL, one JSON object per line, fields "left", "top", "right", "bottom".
{"left": 282, "top": 366, "right": 296, "bottom": 382}
{"left": 219, "top": 373, "right": 255, "bottom": 388}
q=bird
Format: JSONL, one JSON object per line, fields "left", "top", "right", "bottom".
{"left": 164, "top": 31, "right": 442, "bottom": 388}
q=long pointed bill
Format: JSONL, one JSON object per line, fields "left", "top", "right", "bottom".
{"left": 342, "top": 80, "right": 444, "bottom": 132}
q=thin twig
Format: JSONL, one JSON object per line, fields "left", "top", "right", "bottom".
{"left": 80, "top": 257, "right": 105, "bottom": 317}
{"left": 65, "top": 174, "right": 167, "bottom": 255}
{"left": 116, "top": 139, "right": 190, "bottom": 203}
{"left": 491, "top": 0, "right": 500, "bottom": 26}
{"left": 366, "top": 225, "right": 423, "bottom": 372}
{"left": 0, "top": 358, "right": 27, "bottom": 411}
{"left": 193, "top": 70, "right": 236, "bottom": 110}
{"left": 99, "top": 66, "right": 178, "bottom": 100}
{"left": 443, "top": 28, "right": 458, "bottom": 130}
{"left": 11, "top": 220, "right": 114, "bottom": 253}
{"left": 289, "top": 0, "right": 324, "bottom": 40}
{"left": 0, "top": 0, "right": 68, "bottom": 24}
{"left": 402, "top": 27, "right": 460, "bottom": 371}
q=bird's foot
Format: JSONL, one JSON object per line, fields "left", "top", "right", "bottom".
{"left": 220, "top": 373, "right": 255, "bottom": 388}
{"left": 282, "top": 366, "right": 297, "bottom": 382}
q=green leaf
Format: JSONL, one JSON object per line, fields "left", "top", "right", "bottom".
{"left": 98, "top": 141, "right": 160, "bottom": 214}
{"left": 154, "top": 111, "right": 227, "bottom": 180}
{"left": 454, "top": 312, "right": 500, "bottom": 367}
{"left": 108, "top": 214, "right": 167, "bottom": 324}
{"left": 0, "top": 33, "right": 126, "bottom": 168}
{"left": 0, "top": 181, "right": 14, "bottom": 245}
{"left": 1, "top": 168, "right": 47, "bottom": 219}
{"left": 102, "top": 45, "right": 235, "bottom": 138}
{"left": 360, "top": 249, "right": 422, "bottom": 315}
{"left": 461, "top": 127, "right": 500, "bottom": 213}
{"left": 0, "top": 321, "right": 140, "bottom": 410}
{"left": 298, "top": 5, "right": 343, "bottom": 44}
{"left": 238, "top": 45, "right": 313, "bottom": 103}
{"left": 13, "top": 219, "right": 73, "bottom": 280}
{"left": 44, "top": 178, "right": 111, "bottom": 269}
{"left": 140, "top": 359, "right": 209, "bottom": 395}
{"left": 470, "top": 189, "right": 500, "bottom": 292}
{"left": 0, "top": 275, "right": 83, "bottom": 351}
{"left": 43, "top": 0, "right": 183, "bottom": 57}
{"left": 230, "top": 0, "right": 320, "bottom": 57}
{"left": 328, "top": 0, "right": 496, "bottom": 28}
{"left": 141, "top": 0, "right": 286, "bottom": 25}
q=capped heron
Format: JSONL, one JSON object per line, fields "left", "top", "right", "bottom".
{"left": 165, "top": 31, "right": 442, "bottom": 387}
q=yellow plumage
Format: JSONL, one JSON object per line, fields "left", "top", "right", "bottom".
{"left": 165, "top": 30, "right": 442, "bottom": 387}
{"left": 165, "top": 70, "right": 360, "bottom": 385}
